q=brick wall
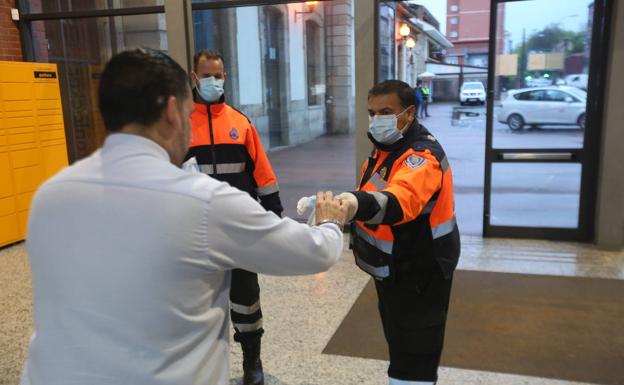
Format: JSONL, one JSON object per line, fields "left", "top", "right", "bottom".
{"left": 0, "top": 0, "right": 23, "bottom": 61}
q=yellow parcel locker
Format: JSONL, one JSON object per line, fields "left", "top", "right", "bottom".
{"left": 0, "top": 61, "right": 68, "bottom": 247}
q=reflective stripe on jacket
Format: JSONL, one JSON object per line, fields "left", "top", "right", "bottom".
{"left": 186, "top": 97, "right": 283, "bottom": 215}
{"left": 350, "top": 123, "right": 460, "bottom": 282}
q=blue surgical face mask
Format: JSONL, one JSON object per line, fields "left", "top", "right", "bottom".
{"left": 368, "top": 108, "right": 410, "bottom": 145}
{"left": 198, "top": 76, "right": 224, "bottom": 102}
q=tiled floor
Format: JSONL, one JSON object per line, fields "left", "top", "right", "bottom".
{"left": 3, "top": 235, "right": 623, "bottom": 385}
{"left": 227, "top": 235, "right": 624, "bottom": 385}
{"left": 2, "top": 131, "right": 624, "bottom": 384}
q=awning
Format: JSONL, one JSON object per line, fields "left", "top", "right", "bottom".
{"left": 418, "top": 71, "right": 436, "bottom": 78}
{"left": 410, "top": 18, "right": 454, "bottom": 49}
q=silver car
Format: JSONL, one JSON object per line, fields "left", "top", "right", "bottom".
{"left": 498, "top": 86, "right": 587, "bottom": 131}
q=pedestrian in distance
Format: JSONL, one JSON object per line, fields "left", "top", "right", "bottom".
{"left": 421, "top": 80, "right": 432, "bottom": 118}
{"left": 415, "top": 79, "right": 425, "bottom": 119}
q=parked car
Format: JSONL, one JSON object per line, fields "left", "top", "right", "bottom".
{"left": 459, "top": 81, "right": 486, "bottom": 105}
{"left": 497, "top": 86, "right": 586, "bottom": 131}
{"left": 564, "top": 74, "right": 588, "bottom": 90}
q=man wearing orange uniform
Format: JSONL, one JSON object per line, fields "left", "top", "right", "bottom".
{"left": 186, "top": 50, "right": 282, "bottom": 385}
{"left": 338, "top": 80, "right": 460, "bottom": 385}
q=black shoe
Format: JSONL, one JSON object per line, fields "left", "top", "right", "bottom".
{"left": 240, "top": 333, "right": 264, "bottom": 385}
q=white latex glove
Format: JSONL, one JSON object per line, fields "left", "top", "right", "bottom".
{"left": 336, "top": 192, "right": 358, "bottom": 222}
{"left": 296, "top": 195, "right": 316, "bottom": 216}
{"left": 296, "top": 195, "right": 317, "bottom": 225}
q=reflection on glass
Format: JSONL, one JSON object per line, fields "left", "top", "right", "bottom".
{"left": 490, "top": 163, "right": 581, "bottom": 228}
{"left": 192, "top": 3, "right": 351, "bottom": 150}
{"left": 192, "top": 2, "right": 355, "bottom": 219}
{"left": 32, "top": 14, "right": 168, "bottom": 161}
{"left": 20, "top": 0, "right": 164, "bottom": 13}
{"left": 493, "top": 0, "right": 594, "bottom": 149}
{"left": 378, "top": 2, "right": 396, "bottom": 81}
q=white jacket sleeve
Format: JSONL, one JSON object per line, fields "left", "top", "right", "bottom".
{"left": 203, "top": 182, "right": 343, "bottom": 275}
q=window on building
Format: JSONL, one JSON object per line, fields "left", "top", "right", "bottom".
{"left": 378, "top": 3, "right": 396, "bottom": 81}
{"left": 450, "top": 17, "right": 459, "bottom": 25}
{"left": 450, "top": 5, "right": 459, "bottom": 12}
{"left": 306, "top": 20, "right": 324, "bottom": 106}
{"left": 450, "top": 30, "right": 458, "bottom": 38}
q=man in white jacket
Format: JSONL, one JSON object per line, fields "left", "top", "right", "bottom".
{"left": 21, "top": 49, "right": 349, "bottom": 385}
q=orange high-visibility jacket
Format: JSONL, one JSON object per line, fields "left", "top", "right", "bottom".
{"left": 186, "top": 99, "right": 283, "bottom": 216}
{"left": 349, "top": 124, "right": 460, "bottom": 283}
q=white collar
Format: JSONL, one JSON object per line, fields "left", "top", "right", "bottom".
{"left": 102, "top": 133, "right": 171, "bottom": 162}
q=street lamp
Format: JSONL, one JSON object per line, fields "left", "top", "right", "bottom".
{"left": 295, "top": 1, "right": 319, "bottom": 21}
{"left": 397, "top": 23, "right": 415, "bottom": 48}
{"left": 399, "top": 23, "right": 411, "bottom": 38}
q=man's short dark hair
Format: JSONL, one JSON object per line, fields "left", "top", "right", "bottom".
{"left": 417, "top": 79, "right": 423, "bottom": 86}
{"left": 98, "top": 49, "right": 189, "bottom": 133}
{"left": 193, "top": 49, "right": 225, "bottom": 71}
{"left": 368, "top": 80, "right": 416, "bottom": 109}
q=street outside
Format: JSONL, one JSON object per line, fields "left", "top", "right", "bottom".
{"left": 269, "top": 102, "right": 585, "bottom": 235}
{"left": 424, "top": 102, "right": 583, "bottom": 234}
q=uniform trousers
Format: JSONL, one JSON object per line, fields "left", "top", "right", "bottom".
{"left": 374, "top": 266, "right": 453, "bottom": 382}
{"left": 230, "top": 268, "right": 264, "bottom": 341}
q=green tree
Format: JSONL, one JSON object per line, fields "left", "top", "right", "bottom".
{"left": 525, "top": 24, "right": 585, "bottom": 54}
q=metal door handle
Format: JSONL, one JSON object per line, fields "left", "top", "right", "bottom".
{"left": 499, "top": 153, "right": 574, "bottom": 161}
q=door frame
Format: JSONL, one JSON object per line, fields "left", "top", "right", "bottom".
{"left": 260, "top": 5, "right": 288, "bottom": 147}
{"left": 483, "top": 0, "right": 614, "bottom": 241}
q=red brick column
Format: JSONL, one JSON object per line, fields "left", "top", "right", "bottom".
{"left": 0, "top": 0, "right": 23, "bottom": 61}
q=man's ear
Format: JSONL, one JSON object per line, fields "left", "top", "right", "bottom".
{"left": 165, "top": 96, "right": 181, "bottom": 129}
{"left": 190, "top": 72, "right": 199, "bottom": 87}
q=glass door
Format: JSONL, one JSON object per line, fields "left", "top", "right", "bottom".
{"left": 483, "top": 0, "right": 611, "bottom": 240}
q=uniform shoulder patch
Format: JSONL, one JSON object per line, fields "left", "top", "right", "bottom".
{"left": 229, "top": 127, "right": 239, "bottom": 140}
{"left": 405, "top": 154, "right": 426, "bottom": 169}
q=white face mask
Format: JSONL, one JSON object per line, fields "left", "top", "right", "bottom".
{"left": 198, "top": 76, "right": 224, "bottom": 102}
{"left": 368, "top": 108, "right": 411, "bottom": 144}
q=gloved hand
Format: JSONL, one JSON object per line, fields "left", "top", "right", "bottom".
{"left": 296, "top": 195, "right": 317, "bottom": 225}
{"left": 336, "top": 192, "right": 358, "bottom": 222}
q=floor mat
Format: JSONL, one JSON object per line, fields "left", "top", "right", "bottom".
{"left": 323, "top": 270, "right": 624, "bottom": 385}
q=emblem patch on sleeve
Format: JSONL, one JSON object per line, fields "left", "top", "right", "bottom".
{"left": 229, "top": 127, "right": 239, "bottom": 140}
{"left": 405, "top": 154, "right": 426, "bottom": 169}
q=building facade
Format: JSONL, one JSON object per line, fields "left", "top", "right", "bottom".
{"left": 445, "top": 0, "right": 505, "bottom": 66}
{"left": 0, "top": 0, "right": 22, "bottom": 61}
{"left": 380, "top": 2, "right": 452, "bottom": 87}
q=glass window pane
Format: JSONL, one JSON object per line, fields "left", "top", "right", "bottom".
{"left": 384, "top": 1, "right": 488, "bottom": 235}
{"left": 493, "top": 0, "right": 593, "bottom": 149}
{"left": 21, "top": 0, "right": 164, "bottom": 13}
{"left": 378, "top": 2, "right": 396, "bottom": 82}
{"left": 31, "top": 13, "right": 167, "bottom": 161}
{"left": 192, "top": 2, "right": 355, "bottom": 219}
{"left": 490, "top": 163, "right": 581, "bottom": 228}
